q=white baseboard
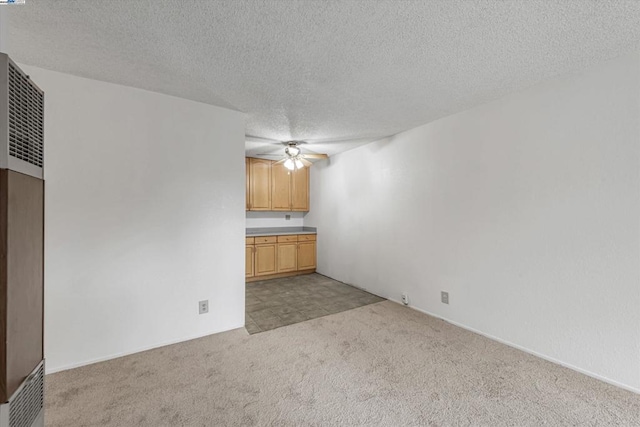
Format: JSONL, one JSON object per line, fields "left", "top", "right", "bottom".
{"left": 386, "top": 298, "right": 639, "bottom": 395}
{"left": 46, "top": 323, "right": 246, "bottom": 374}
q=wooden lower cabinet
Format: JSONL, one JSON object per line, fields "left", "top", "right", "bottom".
{"left": 255, "top": 243, "right": 277, "bottom": 276}
{"left": 277, "top": 243, "right": 297, "bottom": 272}
{"left": 297, "top": 242, "right": 317, "bottom": 270}
{"left": 246, "top": 234, "right": 316, "bottom": 282}
{"left": 245, "top": 245, "right": 254, "bottom": 278}
{"left": 245, "top": 237, "right": 255, "bottom": 278}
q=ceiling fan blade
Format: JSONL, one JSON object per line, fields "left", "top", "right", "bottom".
{"left": 300, "top": 135, "right": 389, "bottom": 157}
{"left": 301, "top": 153, "right": 329, "bottom": 159}
{"left": 299, "top": 148, "right": 322, "bottom": 156}
{"left": 245, "top": 135, "right": 285, "bottom": 145}
{"left": 300, "top": 158, "right": 313, "bottom": 167}
{"left": 305, "top": 135, "right": 387, "bottom": 145}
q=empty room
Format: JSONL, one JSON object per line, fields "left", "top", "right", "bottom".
{"left": 0, "top": 1, "right": 638, "bottom": 426}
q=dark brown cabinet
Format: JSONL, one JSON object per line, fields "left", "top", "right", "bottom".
{"left": 0, "top": 170, "right": 44, "bottom": 403}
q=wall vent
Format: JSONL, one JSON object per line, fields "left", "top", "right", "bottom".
{"left": 0, "top": 361, "right": 44, "bottom": 427}
{"left": 0, "top": 54, "right": 44, "bottom": 179}
{"left": 8, "top": 362, "right": 43, "bottom": 427}
{"left": 8, "top": 62, "right": 44, "bottom": 168}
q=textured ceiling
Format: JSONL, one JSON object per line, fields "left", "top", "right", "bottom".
{"left": 6, "top": 1, "right": 640, "bottom": 157}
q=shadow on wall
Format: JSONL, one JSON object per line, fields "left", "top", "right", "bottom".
{"left": 314, "top": 135, "right": 395, "bottom": 171}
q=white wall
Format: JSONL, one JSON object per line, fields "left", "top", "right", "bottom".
{"left": 305, "top": 52, "right": 640, "bottom": 392}
{"left": 246, "top": 211, "right": 305, "bottom": 228}
{"left": 21, "top": 65, "right": 246, "bottom": 373}
{"left": 0, "top": 8, "right": 7, "bottom": 54}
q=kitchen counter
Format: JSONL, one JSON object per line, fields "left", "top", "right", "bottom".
{"left": 246, "top": 226, "right": 317, "bottom": 237}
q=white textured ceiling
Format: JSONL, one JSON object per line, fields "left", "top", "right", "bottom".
{"left": 6, "top": 1, "right": 640, "bottom": 156}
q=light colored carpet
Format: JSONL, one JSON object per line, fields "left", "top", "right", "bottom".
{"left": 45, "top": 301, "right": 639, "bottom": 426}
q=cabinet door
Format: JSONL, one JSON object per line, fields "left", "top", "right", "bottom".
{"left": 249, "top": 158, "right": 272, "bottom": 210}
{"left": 277, "top": 243, "right": 297, "bottom": 272}
{"left": 245, "top": 158, "right": 250, "bottom": 211}
{"left": 297, "top": 241, "right": 316, "bottom": 270}
{"left": 245, "top": 245, "right": 254, "bottom": 278}
{"left": 0, "top": 170, "right": 44, "bottom": 402}
{"left": 291, "top": 166, "right": 309, "bottom": 211}
{"left": 271, "top": 161, "right": 291, "bottom": 211}
{"left": 255, "top": 244, "right": 277, "bottom": 276}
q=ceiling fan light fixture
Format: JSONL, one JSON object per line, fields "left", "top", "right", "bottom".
{"left": 284, "top": 158, "right": 295, "bottom": 171}
{"left": 295, "top": 159, "right": 304, "bottom": 169}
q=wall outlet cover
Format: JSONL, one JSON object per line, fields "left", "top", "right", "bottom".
{"left": 199, "top": 300, "right": 209, "bottom": 314}
{"left": 401, "top": 293, "right": 409, "bottom": 305}
{"left": 441, "top": 291, "right": 449, "bottom": 305}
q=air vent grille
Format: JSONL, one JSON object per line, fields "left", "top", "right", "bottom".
{"left": 7, "top": 62, "right": 44, "bottom": 168}
{"left": 8, "top": 362, "right": 44, "bottom": 427}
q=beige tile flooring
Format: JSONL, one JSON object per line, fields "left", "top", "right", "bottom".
{"left": 245, "top": 273, "right": 385, "bottom": 334}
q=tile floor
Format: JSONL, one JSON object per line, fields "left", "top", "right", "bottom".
{"left": 245, "top": 273, "right": 385, "bottom": 334}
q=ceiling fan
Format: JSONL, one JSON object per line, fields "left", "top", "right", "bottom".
{"left": 251, "top": 138, "right": 329, "bottom": 171}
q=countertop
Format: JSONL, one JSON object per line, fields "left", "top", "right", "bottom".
{"left": 246, "top": 226, "right": 317, "bottom": 237}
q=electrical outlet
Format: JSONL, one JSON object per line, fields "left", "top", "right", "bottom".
{"left": 441, "top": 291, "right": 449, "bottom": 305}
{"left": 401, "top": 293, "right": 409, "bottom": 305}
{"left": 199, "top": 300, "right": 209, "bottom": 314}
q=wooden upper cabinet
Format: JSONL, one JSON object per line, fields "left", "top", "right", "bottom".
{"left": 245, "top": 158, "right": 250, "bottom": 211}
{"left": 271, "top": 161, "right": 291, "bottom": 211}
{"left": 246, "top": 157, "right": 310, "bottom": 212}
{"left": 291, "top": 167, "right": 309, "bottom": 211}
{"left": 249, "top": 158, "right": 271, "bottom": 210}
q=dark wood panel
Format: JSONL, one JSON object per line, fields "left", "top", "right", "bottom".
{"left": 1, "top": 170, "right": 44, "bottom": 402}
{"left": 0, "top": 169, "right": 8, "bottom": 402}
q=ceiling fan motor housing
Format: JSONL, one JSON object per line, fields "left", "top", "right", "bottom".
{"left": 285, "top": 143, "right": 301, "bottom": 157}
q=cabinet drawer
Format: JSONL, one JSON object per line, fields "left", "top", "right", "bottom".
{"left": 277, "top": 235, "right": 298, "bottom": 243}
{"left": 245, "top": 237, "right": 255, "bottom": 245}
{"left": 254, "top": 236, "right": 277, "bottom": 244}
{"left": 297, "top": 234, "right": 316, "bottom": 241}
